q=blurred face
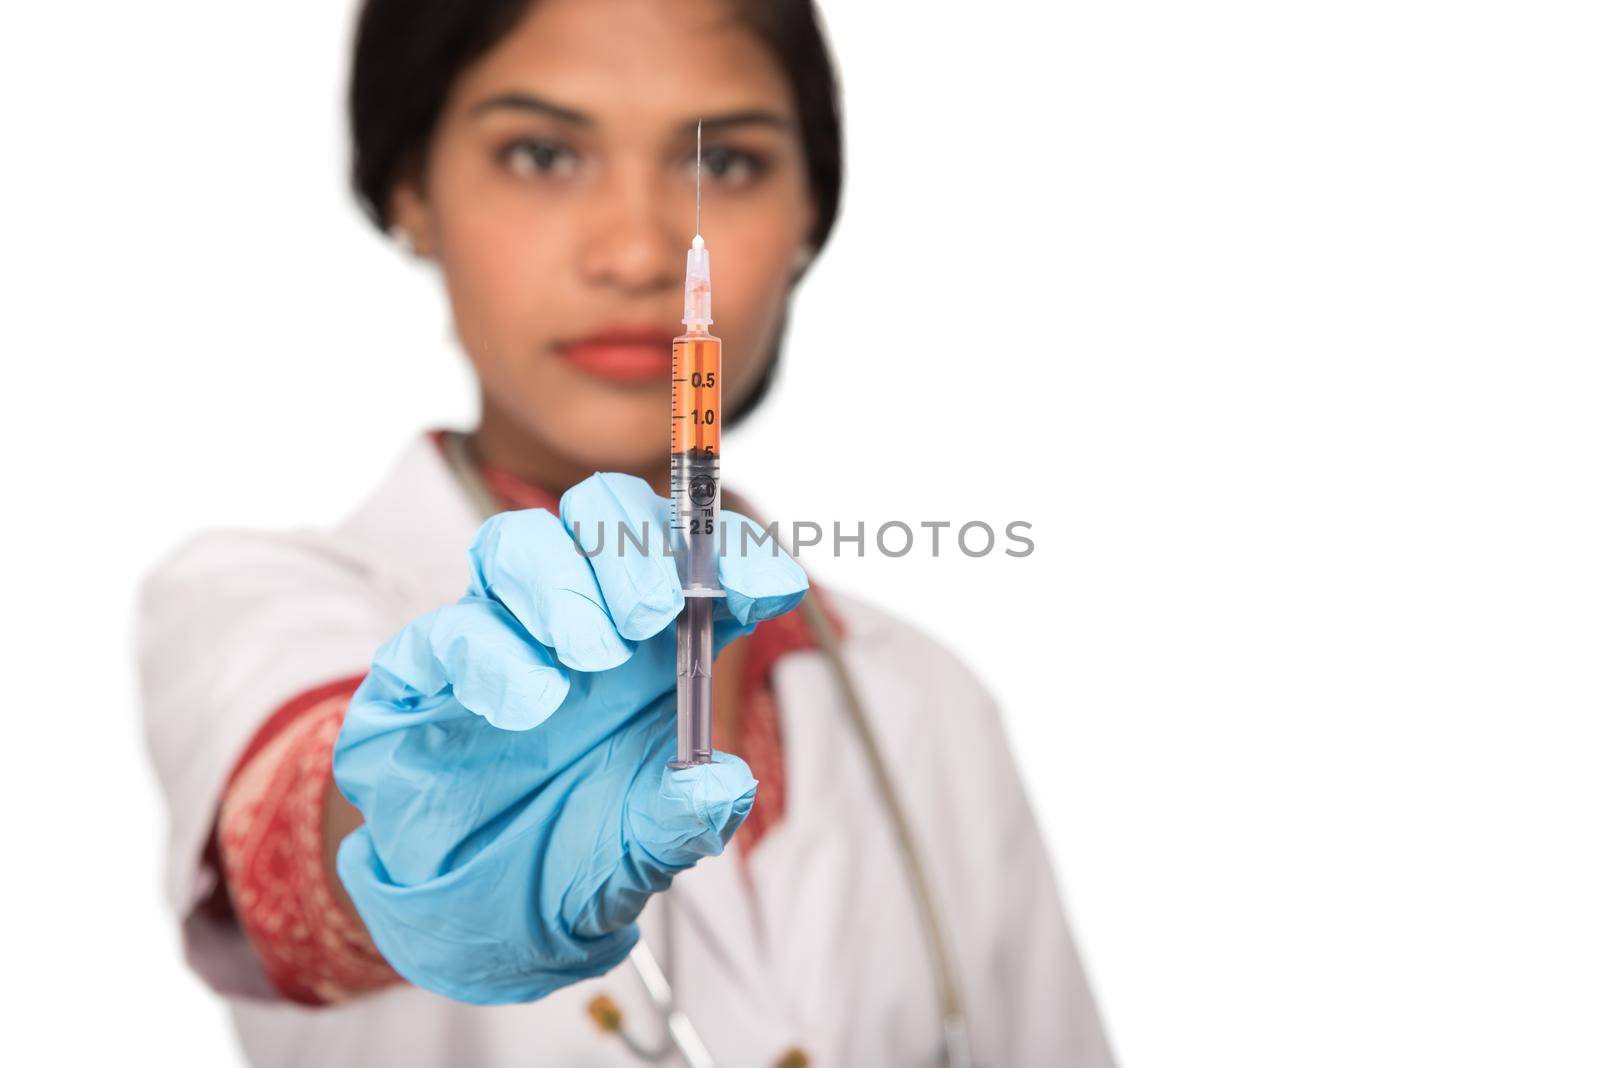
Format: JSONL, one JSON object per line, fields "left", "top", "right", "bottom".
{"left": 391, "top": 0, "right": 815, "bottom": 483}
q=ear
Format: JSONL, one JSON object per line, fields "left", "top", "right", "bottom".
{"left": 388, "top": 173, "right": 438, "bottom": 258}
{"left": 792, "top": 198, "right": 819, "bottom": 277}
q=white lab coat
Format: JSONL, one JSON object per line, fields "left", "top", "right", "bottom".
{"left": 140, "top": 435, "right": 1114, "bottom": 1068}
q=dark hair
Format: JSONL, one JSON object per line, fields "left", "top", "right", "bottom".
{"left": 349, "top": 0, "right": 844, "bottom": 423}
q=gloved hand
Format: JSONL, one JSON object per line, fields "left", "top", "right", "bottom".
{"left": 332, "top": 472, "right": 807, "bottom": 1005}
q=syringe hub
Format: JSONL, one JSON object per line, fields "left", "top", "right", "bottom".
{"left": 683, "top": 236, "right": 712, "bottom": 328}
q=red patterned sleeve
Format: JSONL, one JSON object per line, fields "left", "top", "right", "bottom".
{"left": 214, "top": 677, "right": 400, "bottom": 1005}
{"left": 735, "top": 590, "right": 846, "bottom": 854}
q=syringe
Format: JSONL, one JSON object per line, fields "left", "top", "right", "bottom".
{"left": 668, "top": 121, "right": 723, "bottom": 769}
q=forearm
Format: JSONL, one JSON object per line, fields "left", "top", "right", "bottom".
{"left": 323, "top": 784, "right": 368, "bottom": 928}
{"left": 215, "top": 679, "right": 399, "bottom": 1004}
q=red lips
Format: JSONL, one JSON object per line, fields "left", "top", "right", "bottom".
{"left": 555, "top": 326, "right": 675, "bottom": 383}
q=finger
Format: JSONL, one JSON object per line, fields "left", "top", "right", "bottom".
{"left": 559, "top": 472, "right": 683, "bottom": 642}
{"left": 470, "top": 508, "right": 633, "bottom": 673}
{"left": 363, "top": 598, "right": 570, "bottom": 731}
{"left": 430, "top": 598, "right": 571, "bottom": 729}
{"left": 717, "top": 510, "right": 809, "bottom": 627}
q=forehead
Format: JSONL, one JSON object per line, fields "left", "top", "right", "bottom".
{"left": 452, "top": 0, "right": 796, "bottom": 126}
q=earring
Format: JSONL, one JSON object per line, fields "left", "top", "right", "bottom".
{"left": 390, "top": 226, "right": 416, "bottom": 255}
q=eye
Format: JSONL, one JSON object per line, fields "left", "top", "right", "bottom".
{"left": 695, "top": 146, "right": 768, "bottom": 189}
{"left": 499, "top": 137, "right": 581, "bottom": 180}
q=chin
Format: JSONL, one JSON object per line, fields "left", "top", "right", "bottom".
{"left": 542, "top": 416, "right": 661, "bottom": 479}
{"left": 563, "top": 396, "right": 662, "bottom": 466}
{"left": 573, "top": 444, "right": 662, "bottom": 478}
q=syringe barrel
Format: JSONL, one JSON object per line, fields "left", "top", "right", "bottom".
{"left": 670, "top": 331, "right": 722, "bottom": 595}
{"left": 669, "top": 329, "right": 722, "bottom": 767}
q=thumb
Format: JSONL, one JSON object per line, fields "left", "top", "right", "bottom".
{"left": 631, "top": 752, "right": 758, "bottom": 871}
{"left": 571, "top": 753, "right": 757, "bottom": 940}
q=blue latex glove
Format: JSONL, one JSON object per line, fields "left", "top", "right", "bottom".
{"left": 333, "top": 472, "right": 807, "bottom": 1005}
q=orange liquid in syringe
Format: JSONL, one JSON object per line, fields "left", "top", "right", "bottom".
{"left": 671, "top": 334, "right": 722, "bottom": 455}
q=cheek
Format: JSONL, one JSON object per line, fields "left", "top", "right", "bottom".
{"left": 439, "top": 230, "right": 539, "bottom": 359}
{"left": 715, "top": 228, "right": 804, "bottom": 383}
{"left": 431, "top": 172, "right": 565, "bottom": 360}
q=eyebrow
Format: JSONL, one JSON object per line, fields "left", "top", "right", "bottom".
{"left": 468, "top": 94, "right": 793, "bottom": 136}
{"left": 470, "top": 92, "right": 592, "bottom": 124}
{"left": 687, "top": 110, "right": 793, "bottom": 135}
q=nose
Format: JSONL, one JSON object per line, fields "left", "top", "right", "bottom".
{"left": 576, "top": 163, "right": 680, "bottom": 297}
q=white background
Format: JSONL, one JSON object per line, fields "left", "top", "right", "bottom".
{"left": 3, "top": 1, "right": 1597, "bottom": 1064}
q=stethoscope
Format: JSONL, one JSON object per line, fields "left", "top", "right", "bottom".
{"left": 441, "top": 433, "right": 974, "bottom": 1068}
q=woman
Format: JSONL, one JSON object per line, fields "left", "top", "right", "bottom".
{"left": 140, "top": 1, "right": 1114, "bottom": 1064}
